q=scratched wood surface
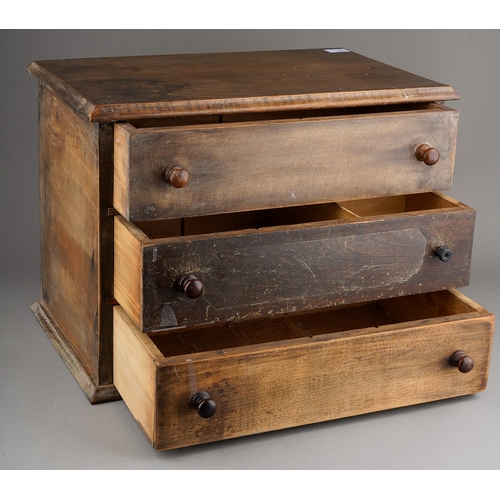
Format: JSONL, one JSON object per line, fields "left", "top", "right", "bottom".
{"left": 27, "top": 49, "right": 459, "bottom": 122}
{"left": 114, "top": 104, "right": 458, "bottom": 221}
{"left": 35, "top": 86, "right": 116, "bottom": 401}
{"left": 112, "top": 290, "right": 494, "bottom": 450}
{"left": 113, "top": 193, "right": 475, "bottom": 332}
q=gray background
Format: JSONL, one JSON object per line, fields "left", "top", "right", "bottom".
{"left": 1, "top": 30, "right": 499, "bottom": 470}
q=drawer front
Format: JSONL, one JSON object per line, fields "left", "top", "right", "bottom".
{"left": 113, "top": 291, "right": 494, "bottom": 450}
{"left": 114, "top": 106, "right": 458, "bottom": 222}
{"left": 114, "top": 197, "right": 475, "bottom": 332}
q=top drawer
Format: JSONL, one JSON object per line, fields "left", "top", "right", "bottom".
{"left": 114, "top": 104, "right": 459, "bottom": 222}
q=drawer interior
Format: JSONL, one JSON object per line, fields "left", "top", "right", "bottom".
{"left": 148, "top": 290, "right": 478, "bottom": 359}
{"left": 126, "top": 102, "right": 441, "bottom": 129}
{"left": 338, "top": 191, "right": 459, "bottom": 217}
{"left": 132, "top": 192, "right": 464, "bottom": 240}
{"left": 134, "top": 202, "right": 357, "bottom": 239}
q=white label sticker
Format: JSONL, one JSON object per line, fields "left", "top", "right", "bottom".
{"left": 324, "top": 48, "right": 350, "bottom": 53}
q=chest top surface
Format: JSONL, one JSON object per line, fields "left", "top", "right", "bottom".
{"left": 27, "top": 48, "right": 459, "bottom": 122}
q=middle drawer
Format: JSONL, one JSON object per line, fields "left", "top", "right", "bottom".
{"left": 114, "top": 192, "right": 475, "bottom": 332}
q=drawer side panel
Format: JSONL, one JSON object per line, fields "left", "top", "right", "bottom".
{"left": 113, "top": 307, "right": 157, "bottom": 444}
{"left": 114, "top": 216, "right": 143, "bottom": 328}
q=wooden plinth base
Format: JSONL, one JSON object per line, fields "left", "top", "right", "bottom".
{"left": 31, "top": 301, "right": 120, "bottom": 404}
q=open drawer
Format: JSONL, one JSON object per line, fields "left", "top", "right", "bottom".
{"left": 113, "top": 289, "right": 494, "bottom": 450}
{"left": 113, "top": 103, "right": 459, "bottom": 222}
{"left": 114, "top": 192, "right": 475, "bottom": 332}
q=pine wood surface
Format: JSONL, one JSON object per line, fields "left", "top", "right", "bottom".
{"left": 36, "top": 86, "right": 115, "bottom": 395}
{"left": 27, "top": 49, "right": 459, "bottom": 122}
{"left": 113, "top": 193, "right": 475, "bottom": 332}
{"left": 113, "top": 290, "right": 494, "bottom": 450}
{"left": 114, "top": 104, "right": 458, "bottom": 221}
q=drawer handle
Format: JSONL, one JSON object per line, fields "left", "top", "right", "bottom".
{"left": 415, "top": 144, "right": 440, "bottom": 166}
{"left": 434, "top": 246, "right": 452, "bottom": 262}
{"left": 450, "top": 350, "right": 475, "bottom": 373}
{"left": 177, "top": 274, "right": 203, "bottom": 299}
{"left": 164, "top": 166, "right": 190, "bottom": 188}
{"left": 190, "top": 391, "right": 217, "bottom": 418}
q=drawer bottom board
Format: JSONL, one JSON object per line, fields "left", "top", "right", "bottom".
{"left": 113, "top": 290, "right": 494, "bottom": 450}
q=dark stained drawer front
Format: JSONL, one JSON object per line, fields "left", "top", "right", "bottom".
{"left": 114, "top": 104, "right": 459, "bottom": 222}
{"left": 114, "top": 192, "right": 475, "bottom": 332}
{"left": 113, "top": 290, "right": 494, "bottom": 450}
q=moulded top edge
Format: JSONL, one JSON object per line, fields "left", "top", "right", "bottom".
{"left": 27, "top": 49, "right": 460, "bottom": 122}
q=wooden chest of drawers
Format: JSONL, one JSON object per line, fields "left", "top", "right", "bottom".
{"left": 28, "top": 48, "right": 494, "bottom": 450}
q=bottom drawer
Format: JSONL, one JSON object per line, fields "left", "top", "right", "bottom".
{"left": 113, "top": 290, "right": 494, "bottom": 450}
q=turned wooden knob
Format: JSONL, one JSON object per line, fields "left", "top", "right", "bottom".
{"left": 450, "top": 350, "right": 474, "bottom": 373}
{"left": 434, "top": 246, "right": 452, "bottom": 262}
{"left": 177, "top": 274, "right": 203, "bottom": 299}
{"left": 164, "top": 166, "right": 190, "bottom": 188}
{"left": 416, "top": 144, "right": 440, "bottom": 166}
{"left": 190, "top": 391, "right": 217, "bottom": 418}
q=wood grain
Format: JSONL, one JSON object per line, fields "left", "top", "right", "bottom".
{"left": 27, "top": 49, "right": 459, "bottom": 122}
{"left": 114, "top": 104, "right": 459, "bottom": 221}
{"left": 113, "top": 303, "right": 159, "bottom": 442}
{"left": 114, "top": 193, "right": 475, "bottom": 332}
{"left": 112, "top": 290, "right": 494, "bottom": 450}
{"left": 37, "top": 86, "right": 115, "bottom": 398}
{"left": 113, "top": 123, "right": 131, "bottom": 221}
{"left": 113, "top": 215, "right": 143, "bottom": 327}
